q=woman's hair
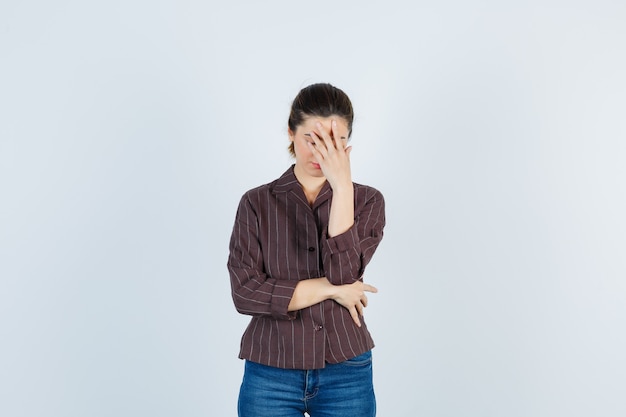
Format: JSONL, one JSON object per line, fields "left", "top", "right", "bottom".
{"left": 287, "top": 83, "right": 354, "bottom": 157}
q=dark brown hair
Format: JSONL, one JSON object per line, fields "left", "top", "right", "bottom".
{"left": 287, "top": 83, "right": 354, "bottom": 157}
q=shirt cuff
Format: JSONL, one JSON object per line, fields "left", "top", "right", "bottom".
{"left": 270, "top": 280, "right": 298, "bottom": 320}
{"left": 324, "top": 225, "right": 359, "bottom": 254}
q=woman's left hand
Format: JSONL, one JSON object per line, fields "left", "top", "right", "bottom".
{"left": 307, "top": 120, "right": 352, "bottom": 191}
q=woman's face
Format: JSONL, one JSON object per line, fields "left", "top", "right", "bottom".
{"left": 289, "top": 115, "right": 350, "bottom": 180}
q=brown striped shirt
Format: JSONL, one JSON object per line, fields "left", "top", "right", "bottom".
{"left": 227, "top": 165, "right": 385, "bottom": 370}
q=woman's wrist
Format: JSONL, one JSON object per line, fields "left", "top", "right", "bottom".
{"left": 321, "top": 277, "right": 338, "bottom": 301}
{"left": 329, "top": 180, "right": 353, "bottom": 194}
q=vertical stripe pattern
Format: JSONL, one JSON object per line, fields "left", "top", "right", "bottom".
{"left": 227, "top": 165, "right": 385, "bottom": 370}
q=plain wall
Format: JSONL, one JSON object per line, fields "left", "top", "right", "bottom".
{"left": 1, "top": 1, "right": 625, "bottom": 416}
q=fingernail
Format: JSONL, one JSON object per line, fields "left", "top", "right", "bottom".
{"left": 332, "top": 120, "right": 337, "bottom": 126}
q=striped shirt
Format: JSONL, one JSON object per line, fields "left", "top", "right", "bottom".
{"left": 227, "top": 165, "right": 385, "bottom": 370}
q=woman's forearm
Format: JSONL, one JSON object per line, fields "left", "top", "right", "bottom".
{"left": 288, "top": 277, "right": 378, "bottom": 327}
{"left": 328, "top": 185, "right": 354, "bottom": 237}
{"left": 288, "top": 278, "right": 335, "bottom": 311}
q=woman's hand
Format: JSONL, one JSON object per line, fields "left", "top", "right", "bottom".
{"left": 308, "top": 119, "right": 355, "bottom": 237}
{"left": 331, "top": 280, "right": 378, "bottom": 327}
{"left": 307, "top": 120, "right": 352, "bottom": 191}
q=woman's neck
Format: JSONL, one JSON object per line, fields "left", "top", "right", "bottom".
{"left": 293, "top": 165, "right": 326, "bottom": 205}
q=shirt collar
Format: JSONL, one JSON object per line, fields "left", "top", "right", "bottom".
{"left": 272, "top": 165, "right": 332, "bottom": 208}
{"left": 273, "top": 165, "right": 302, "bottom": 193}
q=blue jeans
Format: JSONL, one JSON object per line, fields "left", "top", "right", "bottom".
{"left": 238, "top": 351, "right": 376, "bottom": 417}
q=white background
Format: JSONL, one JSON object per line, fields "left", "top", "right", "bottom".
{"left": 1, "top": 1, "right": 625, "bottom": 416}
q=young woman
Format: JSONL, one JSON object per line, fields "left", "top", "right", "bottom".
{"left": 227, "top": 83, "right": 386, "bottom": 416}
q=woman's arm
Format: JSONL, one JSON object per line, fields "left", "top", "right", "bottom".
{"left": 322, "top": 188, "right": 385, "bottom": 285}
{"left": 308, "top": 120, "right": 385, "bottom": 285}
{"left": 228, "top": 193, "right": 299, "bottom": 320}
{"left": 308, "top": 119, "right": 354, "bottom": 238}
{"left": 288, "top": 277, "right": 378, "bottom": 327}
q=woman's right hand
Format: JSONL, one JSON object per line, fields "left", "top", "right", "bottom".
{"left": 331, "top": 280, "right": 378, "bottom": 327}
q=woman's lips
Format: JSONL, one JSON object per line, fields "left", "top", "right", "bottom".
{"left": 312, "top": 162, "right": 321, "bottom": 169}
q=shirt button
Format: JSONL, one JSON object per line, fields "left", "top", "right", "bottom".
{"left": 308, "top": 247, "right": 315, "bottom": 252}
{"left": 314, "top": 324, "right": 323, "bottom": 331}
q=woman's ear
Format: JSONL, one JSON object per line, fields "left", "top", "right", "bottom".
{"left": 288, "top": 128, "right": 295, "bottom": 141}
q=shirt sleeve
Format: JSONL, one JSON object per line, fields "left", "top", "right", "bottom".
{"left": 321, "top": 186, "right": 386, "bottom": 285}
{"left": 227, "top": 194, "right": 298, "bottom": 320}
